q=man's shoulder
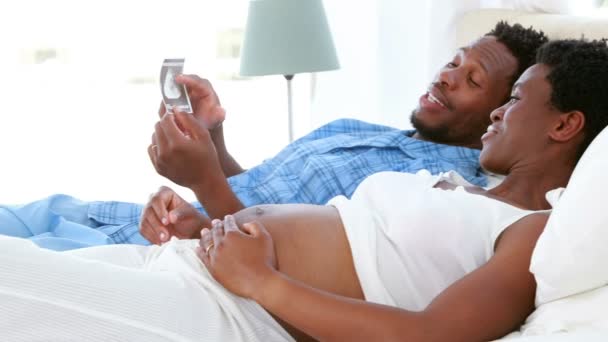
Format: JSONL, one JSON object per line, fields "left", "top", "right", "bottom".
{"left": 311, "top": 118, "right": 400, "bottom": 136}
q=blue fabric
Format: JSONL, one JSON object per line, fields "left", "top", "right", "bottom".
{"left": 0, "top": 119, "right": 485, "bottom": 250}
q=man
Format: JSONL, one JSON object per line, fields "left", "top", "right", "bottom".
{"left": 0, "top": 22, "right": 547, "bottom": 250}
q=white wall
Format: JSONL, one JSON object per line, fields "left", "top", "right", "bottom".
{"left": 309, "top": 1, "right": 382, "bottom": 127}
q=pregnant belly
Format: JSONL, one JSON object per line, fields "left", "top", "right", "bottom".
{"left": 232, "top": 204, "right": 364, "bottom": 300}
{"left": 232, "top": 204, "right": 365, "bottom": 341}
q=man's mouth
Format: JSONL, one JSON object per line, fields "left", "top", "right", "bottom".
{"left": 427, "top": 92, "right": 447, "bottom": 108}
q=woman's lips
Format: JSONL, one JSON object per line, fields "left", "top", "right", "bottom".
{"left": 481, "top": 125, "right": 499, "bottom": 141}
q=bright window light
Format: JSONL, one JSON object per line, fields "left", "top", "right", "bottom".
{"left": 0, "top": 0, "right": 290, "bottom": 203}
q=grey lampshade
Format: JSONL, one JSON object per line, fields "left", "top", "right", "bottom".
{"left": 239, "top": 0, "right": 340, "bottom": 77}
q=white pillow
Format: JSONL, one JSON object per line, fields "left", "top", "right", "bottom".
{"left": 531, "top": 125, "right": 608, "bottom": 306}
{"left": 483, "top": 0, "right": 598, "bottom": 14}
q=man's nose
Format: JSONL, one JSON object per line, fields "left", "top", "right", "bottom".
{"left": 438, "top": 69, "right": 458, "bottom": 90}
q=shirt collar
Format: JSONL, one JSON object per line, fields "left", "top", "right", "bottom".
{"left": 398, "top": 130, "right": 481, "bottom": 164}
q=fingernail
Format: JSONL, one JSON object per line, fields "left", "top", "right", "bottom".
{"left": 161, "top": 217, "right": 168, "bottom": 225}
{"left": 160, "top": 232, "right": 166, "bottom": 241}
{"left": 168, "top": 214, "right": 177, "bottom": 224}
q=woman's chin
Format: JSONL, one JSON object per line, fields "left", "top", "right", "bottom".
{"left": 479, "top": 152, "right": 501, "bottom": 175}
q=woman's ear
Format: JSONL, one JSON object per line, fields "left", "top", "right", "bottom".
{"left": 550, "top": 110, "right": 585, "bottom": 142}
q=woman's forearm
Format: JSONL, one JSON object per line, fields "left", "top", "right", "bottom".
{"left": 255, "top": 271, "right": 434, "bottom": 342}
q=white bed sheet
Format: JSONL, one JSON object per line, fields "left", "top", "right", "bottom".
{"left": 496, "top": 286, "right": 608, "bottom": 341}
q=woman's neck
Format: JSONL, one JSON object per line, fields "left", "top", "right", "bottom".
{"left": 487, "top": 161, "right": 575, "bottom": 211}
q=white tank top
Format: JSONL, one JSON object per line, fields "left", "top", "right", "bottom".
{"left": 328, "top": 170, "right": 547, "bottom": 311}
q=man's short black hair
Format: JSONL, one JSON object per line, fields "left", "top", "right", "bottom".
{"left": 536, "top": 38, "right": 608, "bottom": 158}
{"left": 486, "top": 21, "right": 548, "bottom": 83}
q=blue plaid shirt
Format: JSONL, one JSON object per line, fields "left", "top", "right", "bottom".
{"left": 0, "top": 119, "right": 485, "bottom": 250}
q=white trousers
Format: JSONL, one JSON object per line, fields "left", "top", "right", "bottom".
{"left": 0, "top": 236, "right": 292, "bottom": 342}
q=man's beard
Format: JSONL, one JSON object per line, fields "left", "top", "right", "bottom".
{"left": 410, "top": 110, "right": 452, "bottom": 144}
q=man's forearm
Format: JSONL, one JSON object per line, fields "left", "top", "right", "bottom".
{"left": 219, "top": 153, "right": 245, "bottom": 178}
{"left": 210, "top": 125, "right": 245, "bottom": 177}
{"left": 192, "top": 174, "right": 245, "bottom": 219}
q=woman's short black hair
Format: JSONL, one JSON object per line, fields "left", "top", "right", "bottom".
{"left": 536, "top": 39, "right": 608, "bottom": 158}
{"left": 486, "top": 21, "right": 549, "bottom": 83}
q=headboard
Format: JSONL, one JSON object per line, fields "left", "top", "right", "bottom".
{"left": 453, "top": 9, "right": 608, "bottom": 49}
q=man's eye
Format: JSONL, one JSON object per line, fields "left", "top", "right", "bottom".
{"left": 468, "top": 76, "right": 480, "bottom": 87}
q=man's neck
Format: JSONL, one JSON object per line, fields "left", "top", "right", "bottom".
{"left": 411, "top": 131, "right": 482, "bottom": 150}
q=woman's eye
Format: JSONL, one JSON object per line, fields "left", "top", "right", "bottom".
{"left": 508, "top": 96, "right": 520, "bottom": 103}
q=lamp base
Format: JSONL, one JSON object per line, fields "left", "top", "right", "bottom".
{"left": 284, "top": 74, "right": 294, "bottom": 143}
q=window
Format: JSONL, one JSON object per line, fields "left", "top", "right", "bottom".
{"left": 0, "top": 1, "right": 289, "bottom": 203}
{"left": 598, "top": 0, "right": 608, "bottom": 15}
{"left": 216, "top": 28, "right": 247, "bottom": 80}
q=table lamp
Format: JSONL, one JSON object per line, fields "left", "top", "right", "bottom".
{"left": 239, "top": 0, "right": 340, "bottom": 142}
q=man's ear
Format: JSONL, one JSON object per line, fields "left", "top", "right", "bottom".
{"left": 549, "top": 110, "right": 585, "bottom": 142}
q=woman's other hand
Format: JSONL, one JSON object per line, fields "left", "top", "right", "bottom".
{"left": 140, "top": 186, "right": 211, "bottom": 244}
